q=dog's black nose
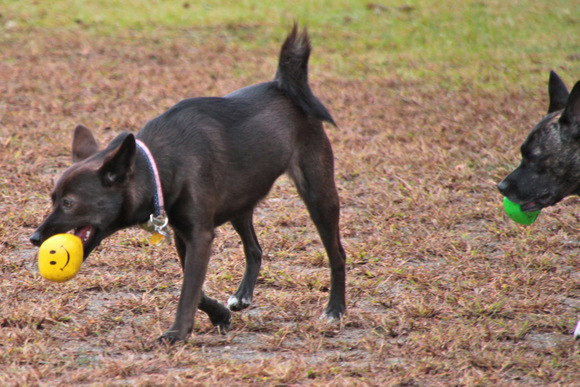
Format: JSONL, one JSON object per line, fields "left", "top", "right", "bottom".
{"left": 497, "top": 179, "right": 508, "bottom": 195}
{"left": 30, "top": 231, "right": 42, "bottom": 247}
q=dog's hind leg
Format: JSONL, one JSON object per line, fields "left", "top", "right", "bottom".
{"left": 174, "top": 233, "right": 231, "bottom": 333}
{"left": 289, "top": 129, "right": 346, "bottom": 320}
{"left": 227, "top": 210, "right": 263, "bottom": 311}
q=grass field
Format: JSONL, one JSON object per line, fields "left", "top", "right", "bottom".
{"left": 1, "top": 0, "right": 580, "bottom": 385}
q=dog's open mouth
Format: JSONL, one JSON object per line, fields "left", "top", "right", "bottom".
{"left": 74, "top": 225, "right": 96, "bottom": 250}
{"left": 520, "top": 193, "right": 553, "bottom": 212}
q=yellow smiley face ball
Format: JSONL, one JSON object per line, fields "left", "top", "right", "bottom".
{"left": 38, "top": 234, "right": 84, "bottom": 282}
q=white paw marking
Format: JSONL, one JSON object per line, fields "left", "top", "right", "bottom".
{"left": 227, "top": 295, "right": 252, "bottom": 310}
{"left": 227, "top": 296, "right": 240, "bottom": 309}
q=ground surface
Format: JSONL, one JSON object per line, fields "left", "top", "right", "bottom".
{"left": 1, "top": 1, "right": 580, "bottom": 385}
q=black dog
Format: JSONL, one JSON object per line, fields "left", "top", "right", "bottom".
{"left": 498, "top": 71, "right": 580, "bottom": 339}
{"left": 30, "top": 25, "right": 347, "bottom": 344}
{"left": 498, "top": 71, "right": 580, "bottom": 211}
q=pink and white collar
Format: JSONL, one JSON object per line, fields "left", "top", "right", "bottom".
{"left": 136, "top": 139, "right": 171, "bottom": 243}
{"left": 135, "top": 139, "right": 166, "bottom": 218}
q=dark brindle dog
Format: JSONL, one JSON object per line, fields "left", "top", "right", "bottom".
{"left": 30, "top": 25, "right": 346, "bottom": 344}
{"left": 498, "top": 71, "right": 580, "bottom": 211}
{"left": 497, "top": 71, "right": 580, "bottom": 339}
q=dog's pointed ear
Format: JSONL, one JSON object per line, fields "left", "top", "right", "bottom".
{"left": 99, "top": 133, "right": 136, "bottom": 187}
{"left": 548, "top": 71, "right": 569, "bottom": 114}
{"left": 559, "top": 80, "right": 580, "bottom": 128}
{"left": 72, "top": 125, "right": 99, "bottom": 163}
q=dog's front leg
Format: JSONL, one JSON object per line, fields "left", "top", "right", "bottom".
{"left": 174, "top": 233, "right": 231, "bottom": 331}
{"left": 160, "top": 228, "right": 214, "bottom": 344}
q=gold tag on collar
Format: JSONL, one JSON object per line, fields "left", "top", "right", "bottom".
{"left": 140, "top": 214, "right": 172, "bottom": 246}
{"left": 150, "top": 232, "right": 165, "bottom": 246}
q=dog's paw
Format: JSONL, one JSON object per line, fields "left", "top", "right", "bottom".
{"left": 227, "top": 295, "right": 252, "bottom": 311}
{"left": 209, "top": 308, "right": 231, "bottom": 334}
{"left": 321, "top": 305, "right": 346, "bottom": 321}
{"left": 158, "top": 331, "right": 187, "bottom": 346}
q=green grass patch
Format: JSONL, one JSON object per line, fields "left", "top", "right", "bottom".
{"left": 2, "top": 0, "right": 580, "bottom": 90}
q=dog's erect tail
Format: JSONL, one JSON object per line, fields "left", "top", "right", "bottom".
{"left": 274, "top": 24, "right": 336, "bottom": 126}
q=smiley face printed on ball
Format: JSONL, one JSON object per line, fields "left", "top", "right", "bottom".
{"left": 38, "top": 234, "right": 84, "bottom": 282}
{"left": 49, "top": 247, "right": 70, "bottom": 268}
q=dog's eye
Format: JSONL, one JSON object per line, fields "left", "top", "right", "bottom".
{"left": 62, "top": 198, "right": 74, "bottom": 208}
{"left": 526, "top": 155, "right": 538, "bottom": 164}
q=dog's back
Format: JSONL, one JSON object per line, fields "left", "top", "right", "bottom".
{"left": 136, "top": 25, "right": 336, "bottom": 225}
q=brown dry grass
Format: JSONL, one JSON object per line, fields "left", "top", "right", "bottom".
{"left": 1, "top": 28, "right": 580, "bottom": 386}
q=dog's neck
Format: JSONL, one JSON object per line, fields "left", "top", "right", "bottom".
{"left": 131, "top": 141, "right": 172, "bottom": 243}
{"left": 114, "top": 141, "right": 166, "bottom": 230}
{"left": 135, "top": 140, "right": 166, "bottom": 218}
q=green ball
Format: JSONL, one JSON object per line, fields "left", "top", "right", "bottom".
{"left": 502, "top": 197, "right": 540, "bottom": 225}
